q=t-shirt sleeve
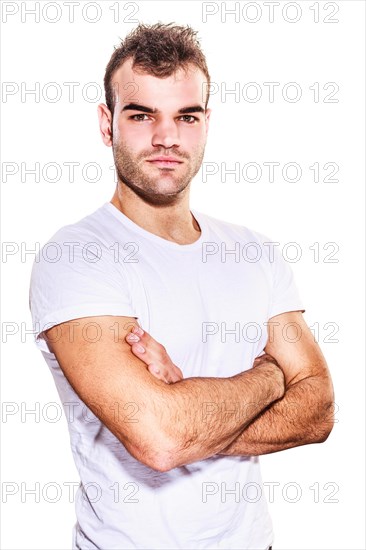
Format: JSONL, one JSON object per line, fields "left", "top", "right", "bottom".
{"left": 29, "top": 227, "right": 137, "bottom": 353}
{"left": 267, "top": 239, "right": 305, "bottom": 319}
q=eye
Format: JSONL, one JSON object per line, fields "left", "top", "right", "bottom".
{"left": 129, "top": 114, "right": 149, "bottom": 121}
{"left": 179, "top": 115, "right": 198, "bottom": 124}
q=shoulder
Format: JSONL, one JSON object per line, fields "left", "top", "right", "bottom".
{"left": 30, "top": 203, "right": 127, "bottom": 285}
{"left": 40, "top": 203, "right": 114, "bottom": 247}
{"left": 35, "top": 203, "right": 128, "bottom": 263}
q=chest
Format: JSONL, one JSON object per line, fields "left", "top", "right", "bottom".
{"left": 123, "top": 250, "right": 272, "bottom": 376}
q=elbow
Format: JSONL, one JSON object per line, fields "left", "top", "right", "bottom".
{"left": 148, "top": 437, "right": 191, "bottom": 472}
{"left": 133, "top": 433, "right": 181, "bottom": 473}
{"left": 149, "top": 439, "right": 184, "bottom": 472}
{"left": 117, "top": 400, "right": 188, "bottom": 472}
{"left": 128, "top": 447, "right": 177, "bottom": 473}
{"left": 149, "top": 455, "right": 176, "bottom": 473}
{"left": 313, "top": 395, "right": 336, "bottom": 444}
{"left": 145, "top": 450, "right": 180, "bottom": 473}
{"left": 311, "top": 375, "right": 335, "bottom": 444}
{"left": 143, "top": 417, "right": 191, "bottom": 472}
{"left": 314, "top": 422, "right": 333, "bottom": 444}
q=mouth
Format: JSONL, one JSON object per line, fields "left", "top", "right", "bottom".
{"left": 146, "top": 157, "right": 184, "bottom": 168}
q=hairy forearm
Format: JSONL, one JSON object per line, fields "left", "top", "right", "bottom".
{"left": 153, "top": 362, "right": 284, "bottom": 469}
{"left": 218, "top": 374, "right": 335, "bottom": 456}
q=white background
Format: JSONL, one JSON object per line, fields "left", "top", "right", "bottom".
{"left": 1, "top": 1, "right": 365, "bottom": 549}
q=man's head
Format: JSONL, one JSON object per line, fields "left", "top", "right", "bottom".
{"left": 103, "top": 22, "right": 211, "bottom": 123}
{"left": 98, "top": 23, "right": 212, "bottom": 206}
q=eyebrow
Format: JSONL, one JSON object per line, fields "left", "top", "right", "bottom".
{"left": 179, "top": 105, "right": 205, "bottom": 114}
{"left": 121, "top": 103, "right": 205, "bottom": 115}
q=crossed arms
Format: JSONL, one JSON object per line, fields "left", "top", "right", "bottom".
{"left": 44, "top": 311, "right": 334, "bottom": 472}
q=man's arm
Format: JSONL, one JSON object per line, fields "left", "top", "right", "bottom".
{"left": 219, "top": 311, "right": 335, "bottom": 456}
{"left": 44, "top": 316, "right": 285, "bottom": 472}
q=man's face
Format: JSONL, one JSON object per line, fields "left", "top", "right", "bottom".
{"left": 109, "top": 59, "right": 211, "bottom": 206}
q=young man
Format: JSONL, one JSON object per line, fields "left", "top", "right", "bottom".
{"left": 29, "top": 23, "right": 334, "bottom": 550}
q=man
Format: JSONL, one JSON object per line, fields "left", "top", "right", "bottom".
{"left": 29, "top": 23, "right": 334, "bottom": 550}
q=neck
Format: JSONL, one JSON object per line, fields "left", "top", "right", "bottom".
{"left": 110, "top": 183, "right": 201, "bottom": 245}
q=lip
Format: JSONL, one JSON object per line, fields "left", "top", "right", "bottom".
{"left": 146, "top": 157, "right": 183, "bottom": 164}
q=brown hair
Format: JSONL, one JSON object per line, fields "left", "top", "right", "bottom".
{"left": 103, "top": 22, "right": 211, "bottom": 119}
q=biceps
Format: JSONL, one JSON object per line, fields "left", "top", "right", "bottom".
{"left": 44, "top": 316, "right": 168, "bottom": 464}
{"left": 264, "top": 311, "right": 329, "bottom": 384}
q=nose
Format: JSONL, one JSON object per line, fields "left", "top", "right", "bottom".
{"left": 151, "top": 117, "right": 180, "bottom": 149}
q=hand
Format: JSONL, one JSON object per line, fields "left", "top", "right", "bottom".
{"left": 253, "top": 352, "right": 281, "bottom": 369}
{"left": 125, "top": 326, "right": 184, "bottom": 384}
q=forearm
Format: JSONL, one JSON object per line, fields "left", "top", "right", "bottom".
{"left": 153, "top": 362, "right": 284, "bottom": 469}
{"left": 218, "top": 374, "right": 335, "bottom": 456}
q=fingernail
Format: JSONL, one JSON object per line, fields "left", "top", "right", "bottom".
{"left": 133, "top": 327, "right": 144, "bottom": 336}
{"left": 127, "top": 334, "right": 139, "bottom": 342}
{"left": 135, "top": 344, "right": 145, "bottom": 353}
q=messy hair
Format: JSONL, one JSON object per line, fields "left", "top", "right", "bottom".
{"left": 104, "top": 22, "right": 211, "bottom": 119}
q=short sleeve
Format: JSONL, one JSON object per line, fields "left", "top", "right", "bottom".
{"left": 29, "top": 227, "right": 137, "bottom": 353}
{"left": 267, "top": 240, "right": 305, "bottom": 319}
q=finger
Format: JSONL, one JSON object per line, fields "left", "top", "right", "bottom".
{"left": 152, "top": 362, "right": 183, "bottom": 383}
{"left": 125, "top": 332, "right": 140, "bottom": 345}
{"left": 130, "top": 342, "right": 170, "bottom": 379}
{"left": 131, "top": 327, "right": 166, "bottom": 357}
{"left": 128, "top": 330, "right": 168, "bottom": 367}
{"left": 147, "top": 363, "right": 166, "bottom": 382}
{"left": 126, "top": 328, "right": 157, "bottom": 354}
{"left": 147, "top": 363, "right": 170, "bottom": 384}
{"left": 147, "top": 362, "right": 182, "bottom": 384}
{"left": 174, "top": 365, "right": 184, "bottom": 379}
{"left": 128, "top": 328, "right": 183, "bottom": 382}
{"left": 168, "top": 365, "right": 183, "bottom": 382}
{"left": 132, "top": 326, "right": 148, "bottom": 339}
{"left": 130, "top": 346, "right": 170, "bottom": 385}
{"left": 130, "top": 342, "right": 149, "bottom": 363}
{"left": 125, "top": 326, "right": 147, "bottom": 345}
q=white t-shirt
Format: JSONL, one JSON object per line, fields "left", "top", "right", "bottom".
{"left": 29, "top": 202, "right": 304, "bottom": 550}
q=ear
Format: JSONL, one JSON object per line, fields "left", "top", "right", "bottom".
{"left": 97, "top": 103, "right": 113, "bottom": 147}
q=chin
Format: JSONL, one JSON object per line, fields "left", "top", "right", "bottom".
{"left": 143, "top": 193, "right": 182, "bottom": 207}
